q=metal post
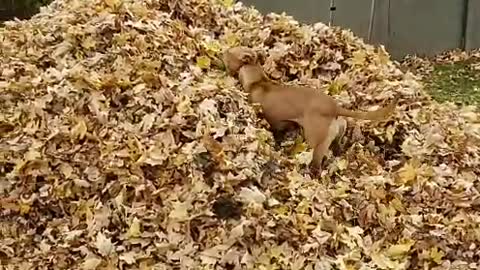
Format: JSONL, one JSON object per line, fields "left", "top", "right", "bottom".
{"left": 367, "top": 0, "right": 376, "bottom": 42}
{"left": 329, "top": 0, "right": 335, "bottom": 26}
{"left": 461, "top": 0, "right": 470, "bottom": 50}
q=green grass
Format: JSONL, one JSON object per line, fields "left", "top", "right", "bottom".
{"left": 423, "top": 61, "right": 480, "bottom": 106}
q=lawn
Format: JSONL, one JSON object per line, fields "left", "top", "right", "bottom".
{"left": 425, "top": 61, "right": 480, "bottom": 105}
{"left": 401, "top": 53, "right": 480, "bottom": 106}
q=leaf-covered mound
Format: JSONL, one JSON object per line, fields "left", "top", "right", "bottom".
{"left": 1, "top": 0, "right": 479, "bottom": 269}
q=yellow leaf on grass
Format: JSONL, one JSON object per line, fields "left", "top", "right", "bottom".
{"left": 196, "top": 56, "right": 211, "bottom": 69}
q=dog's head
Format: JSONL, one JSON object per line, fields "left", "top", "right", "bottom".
{"left": 222, "top": 46, "right": 258, "bottom": 76}
{"left": 238, "top": 64, "right": 267, "bottom": 91}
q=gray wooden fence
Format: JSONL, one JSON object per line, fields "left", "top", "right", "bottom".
{"left": 1, "top": 0, "right": 478, "bottom": 59}
{"left": 240, "top": 0, "right": 480, "bottom": 60}
{"left": 0, "top": 0, "right": 39, "bottom": 21}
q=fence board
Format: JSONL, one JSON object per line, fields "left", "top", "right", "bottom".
{"left": 3, "top": 0, "right": 476, "bottom": 59}
{"left": 465, "top": 0, "right": 480, "bottom": 51}
{"left": 331, "top": 0, "right": 372, "bottom": 41}
{"left": 238, "top": 0, "right": 473, "bottom": 60}
{"left": 0, "top": 0, "right": 38, "bottom": 21}
{"left": 240, "top": 0, "right": 329, "bottom": 24}
{"left": 388, "top": 0, "right": 465, "bottom": 59}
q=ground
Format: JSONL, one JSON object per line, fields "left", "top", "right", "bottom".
{"left": 425, "top": 61, "right": 480, "bottom": 105}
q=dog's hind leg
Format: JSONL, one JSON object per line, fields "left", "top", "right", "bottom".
{"left": 330, "top": 117, "right": 347, "bottom": 156}
{"left": 303, "top": 114, "right": 333, "bottom": 175}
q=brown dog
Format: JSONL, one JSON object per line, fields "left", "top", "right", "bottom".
{"left": 223, "top": 46, "right": 398, "bottom": 174}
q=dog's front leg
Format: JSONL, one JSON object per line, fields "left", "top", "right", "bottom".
{"left": 265, "top": 117, "right": 294, "bottom": 144}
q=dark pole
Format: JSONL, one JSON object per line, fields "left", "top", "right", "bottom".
{"left": 367, "top": 0, "right": 376, "bottom": 43}
{"left": 329, "top": 0, "right": 336, "bottom": 26}
{"left": 461, "top": 0, "right": 470, "bottom": 50}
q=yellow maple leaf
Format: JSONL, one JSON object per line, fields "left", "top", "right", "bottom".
{"left": 273, "top": 205, "right": 290, "bottom": 217}
{"left": 327, "top": 80, "right": 345, "bottom": 95}
{"left": 295, "top": 200, "right": 311, "bottom": 214}
{"left": 81, "top": 36, "right": 96, "bottom": 49}
{"left": 385, "top": 125, "right": 396, "bottom": 143}
{"left": 217, "top": 0, "right": 234, "bottom": 8}
{"left": 374, "top": 45, "right": 390, "bottom": 66}
{"left": 327, "top": 73, "right": 350, "bottom": 95}
{"left": 290, "top": 137, "right": 308, "bottom": 155}
{"left": 348, "top": 50, "right": 367, "bottom": 67}
{"left": 130, "top": 3, "right": 148, "bottom": 18}
{"left": 104, "top": 0, "right": 120, "bottom": 8}
{"left": 371, "top": 253, "right": 400, "bottom": 269}
{"left": 71, "top": 119, "right": 88, "bottom": 140}
{"left": 386, "top": 239, "right": 415, "bottom": 258}
{"left": 173, "top": 153, "right": 188, "bottom": 166}
{"left": 196, "top": 56, "right": 211, "bottom": 70}
{"left": 60, "top": 163, "right": 74, "bottom": 179}
{"left": 223, "top": 32, "right": 240, "bottom": 47}
{"left": 19, "top": 202, "right": 31, "bottom": 215}
{"left": 203, "top": 41, "right": 222, "bottom": 57}
{"left": 335, "top": 158, "right": 348, "bottom": 171}
{"left": 390, "top": 198, "right": 406, "bottom": 213}
{"left": 127, "top": 217, "right": 141, "bottom": 238}
{"left": 429, "top": 246, "right": 445, "bottom": 264}
{"left": 269, "top": 245, "right": 283, "bottom": 259}
{"left": 396, "top": 161, "right": 417, "bottom": 185}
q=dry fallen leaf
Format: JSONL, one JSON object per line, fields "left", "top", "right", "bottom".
{"left": 82, "top": 257, "right": 102, "bottom": 270}
{"left": 0, "top": 0, "right": 478, "bottom": 269}
{"left": 95, "top": 232, "right": 114, "bottom": 257}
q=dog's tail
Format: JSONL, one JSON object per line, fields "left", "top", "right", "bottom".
{"left": 336, "top": 96, "right": 399, "bottom": 121}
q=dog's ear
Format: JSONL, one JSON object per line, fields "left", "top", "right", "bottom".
{"left": 223, "top": 46, "right": 258, "bottom": 76}
{"left": 239, "top": 50, "right": 256, "bottom": 64}
{"left": 228, "top": 46, "right": 257, "bottom": 64}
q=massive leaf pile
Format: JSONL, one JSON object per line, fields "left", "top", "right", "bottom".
{"left": 1, "top": 0, "right": 479, "bottom": 269}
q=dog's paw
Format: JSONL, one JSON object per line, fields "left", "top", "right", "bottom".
{"left": 308, "top": 165, "right": 323, "bottom": 179}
